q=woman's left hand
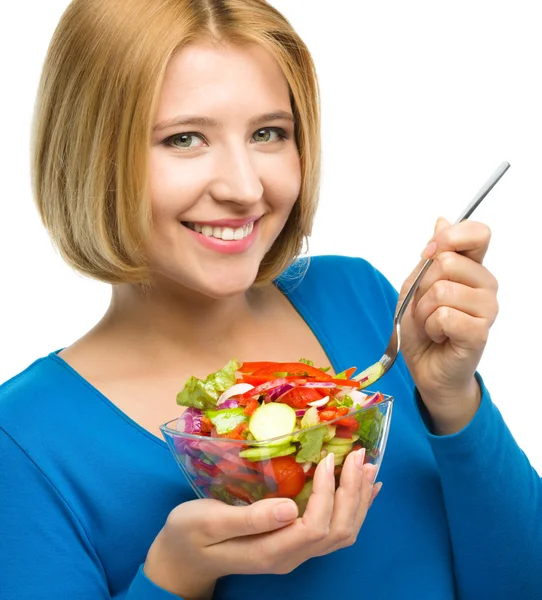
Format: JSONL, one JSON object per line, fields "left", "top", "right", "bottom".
{"left": 398, "top": 217, "right": 499, "bottom": 435}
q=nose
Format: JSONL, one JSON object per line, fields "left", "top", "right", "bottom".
{"left": 209, "top": 146, "right": 264, "bottom": 206}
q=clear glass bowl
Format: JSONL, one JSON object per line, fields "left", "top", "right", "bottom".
{"left": 160, "top": 394, "right": 393, "bottom": 515}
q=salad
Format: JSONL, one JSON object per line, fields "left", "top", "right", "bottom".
{"left": 171, "top": 358, "right": 388, "bottom": 510}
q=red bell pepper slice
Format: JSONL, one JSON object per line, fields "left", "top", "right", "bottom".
{"left": 335, "top": 416, "right": 359, "bottom": 430}
{"left": 240, "top": 361, "right": 332, "bottom": 380}
{"left": 238, "top": 377, "right": 300, "bottom": 403}
{"left": 238, "top": 361, "right": 276, "bottom": 373}
{"left": 224, "top": 483, "right": 257, "bottom": 504}
{"left": 243, "top": 398, "right": 259, "bottom": 416}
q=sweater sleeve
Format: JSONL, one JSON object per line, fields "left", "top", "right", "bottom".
{"left": 0, "top": 427, "right": 181, "bottom": 600}
{"left": 417, "top": 379, "right": 542, "bottom": 599}
{"left": 367, "top": 262, "right": 542, "bottom": 598}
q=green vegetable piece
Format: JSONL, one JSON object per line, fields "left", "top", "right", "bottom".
{"left": 300, "top": 406, "right": 319, "bottom": 428}
{"left": 248, "top": 402, "right": 297, "bottom": 442}
{"left": 293, "top": 480, "right": 313, "bottom": 514}
{"left": 355, "top": 407, "right": 384, "bottom": 450}
{"left": 296, "top": 427, "right": 326, "bottom": 463}
{"left": 204, "top": 408, "right": 247, "bottom": 435}
{"left": 298, "top": 358, "right": 314, "bottom": 366}
{"left": 239, "top": 444, "right": 296, "bottom": 461}
{"left": 176, "top": 359, "right": 241, "bottom": 410}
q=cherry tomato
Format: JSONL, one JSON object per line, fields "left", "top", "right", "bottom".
{"left": 265, "top": 455, "right": 306, "bottom": 498}
{"left": 279, "top": 387, "right": 326, "bottom": 409}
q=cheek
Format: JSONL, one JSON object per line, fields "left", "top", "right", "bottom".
{"left": 260, "top": 150, "right": 302, "bottom": 209}
{"left": 148, "top": 151, "right": 202, "bottom": 219}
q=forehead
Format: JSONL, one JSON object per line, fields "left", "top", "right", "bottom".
{"left": 155, "top": 42, "right": 292, "bottom": 121}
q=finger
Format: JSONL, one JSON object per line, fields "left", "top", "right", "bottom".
{"left": 325, "top": 455, "right": 376, "bottom": 553}
{"left": 326, "top": 449, "right": 365, "bottom": 544}
{"left": 429, "top": 220, "right": 492, "bottom": 265}
{"left": 192, "top": 497, "right": 299, "bottom": 545}
{"left": 413, "top": 281, "right": 499, "bottom": 333}
{"left": 424, "top": 306, "right": 492, "bottom": 348}
{"left": 418, "top": 252, "right": 498, "bottom": 295}
{"left": 216, "top": 453, "right": 338, "bottom": 573}
{"left": 301, "top": 452, "right": 336, "bottom": 532}
{"left": 400, "top": 217, "right": 450, "bottom": 307}
{"left": 354, "top": 463, "right": 377, "bottom": 525}
{"left": 410, "top": 253, "right": 498, "bottom": 319}
{"left": 369, "top": 481, "right": 383, "bottom": 508}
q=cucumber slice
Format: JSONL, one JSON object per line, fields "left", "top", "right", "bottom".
{"left": 323, "top": 425, "right": 336, "bottom": 443}
{"left": 248, "top": 403, "right": 296, "bottom": 443}
{"left": 293, "top": 480, "right": 313, "bottom": 515}
{"left": 327, "top": 434, "right": 359, "bottom": 446}
{"left": 325, "top": 442, "right": 353, "bottom": 457}
{"left": 239, "top": 444, "right": 296, "bottom": 461}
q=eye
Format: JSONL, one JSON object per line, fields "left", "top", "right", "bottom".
{"left": 163, "top": 133, "right": 207, "bottom": 150}
{"left": 252, "top": 127, "right": 287, "bottom": 143}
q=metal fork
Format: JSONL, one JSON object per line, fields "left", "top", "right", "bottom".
{"left": 354, "top": 161, "right": 511, "bottom": 390}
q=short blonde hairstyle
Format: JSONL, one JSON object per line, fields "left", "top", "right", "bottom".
{"left": 32, "top": 0, "right": 321, "bottom": 285}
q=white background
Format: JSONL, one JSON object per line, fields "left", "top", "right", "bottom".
{"left": 1, "top": 1, "right": 540, "bottom": 470}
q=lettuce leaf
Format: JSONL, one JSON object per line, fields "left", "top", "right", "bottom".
{"left": 355, "top": 407, "right": 384, "bottom": 449}
{"left": 176, "top": 359, "right": 241, "bottom": 410}
{"left": 295, "top": 427, "right": 326, "bottom": 463}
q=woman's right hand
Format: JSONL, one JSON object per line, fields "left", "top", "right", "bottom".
{"left": 143, "top": 448, "right": 381, "bottom": 599}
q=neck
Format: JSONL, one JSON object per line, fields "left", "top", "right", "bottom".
{"left": 97, "top": 278, "right": 270, "bottom": 363}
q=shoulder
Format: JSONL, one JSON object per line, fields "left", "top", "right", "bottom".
{"left": 0, "top": 353, "right": 79, "bottom": 439}
{"left": 277, "top": 254, "right": 377, "bottom": 287}
{"left": 276, "top": 254, "right": 398, "bottom": 315}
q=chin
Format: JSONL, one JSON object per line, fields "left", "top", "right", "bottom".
{"left": 195, "top": 264, "right": 261, "bottom": 299}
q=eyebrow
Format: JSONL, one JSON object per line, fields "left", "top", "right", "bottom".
{"left": 152, "top": 111, "right": 295, "bottom": 132}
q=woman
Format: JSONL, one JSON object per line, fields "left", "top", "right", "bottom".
{"left": 0, "top": 0, "right": 539, "bottom": 598}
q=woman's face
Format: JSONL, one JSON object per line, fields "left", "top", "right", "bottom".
{"left": 148, "top": 42, "right": 301, "bottom": 298}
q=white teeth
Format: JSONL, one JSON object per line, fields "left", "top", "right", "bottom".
{"left": 187, "top": 221, "right": 255, "bottom": 241}
{"left": 222, "top": 227, "right": 234, "bottom": 241}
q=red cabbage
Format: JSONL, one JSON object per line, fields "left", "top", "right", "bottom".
{"left": 177, "top": 407, "right": 204, "bottom": 434}
{"left": 267, "top": 383, "right": 296, "bottom": 402}
{"left": 217, "top": 398, "right": 240, "bottom": 409}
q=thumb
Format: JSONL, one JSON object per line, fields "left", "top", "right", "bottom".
{"left": 420, "top": 216, "right": 451, "bottom": 260}
{"left": 191, "top": 498, "right": 299, "bottom": 544}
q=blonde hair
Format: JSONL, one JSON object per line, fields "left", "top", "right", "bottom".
{"left": 32, "top": 0, "right": 321, "bottom": 285}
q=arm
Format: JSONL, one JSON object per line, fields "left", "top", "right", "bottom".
{"left": 0, "top": 427, "right": 180, "bottom": 600}
{"left": 418, "top": 379, "right": 542, "bottom": 598}
{"left": 369, "top": 248, "right": 542, "bottom": 598}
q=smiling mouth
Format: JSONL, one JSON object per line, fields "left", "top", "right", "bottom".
{"left": 182, "top": 221, "right": 255, "bottom": 241}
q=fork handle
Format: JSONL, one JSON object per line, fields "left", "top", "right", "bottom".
{"left": 394, "top": 161, "right": 510, "bottom": 325}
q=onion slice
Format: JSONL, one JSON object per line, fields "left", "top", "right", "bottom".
{"left": 307, "top": 395, "right": 330, "bottom": 407}
{"left": 217, "top": 383, "right": 254, "bottom": 406}
{"left": 303, "top": 382, "right": 336, "bottom": 388}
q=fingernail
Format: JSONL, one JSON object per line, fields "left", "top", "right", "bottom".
{"left": 435, "top": 216, "right": 448, "bottom": 232}
{"left": 326, "top": 452, "right": 335, "bottom": 473}
{"left": 355, "top": 448, "right": 366, "bottom": 469}
{"left": 421, "top": 241, "right": 437, "bottom": 259}
{"left": 274, "top": 501, "right": 298, "bottom": 522}
{"left": 374, "top": 481, "right": 383, "bottom": 495}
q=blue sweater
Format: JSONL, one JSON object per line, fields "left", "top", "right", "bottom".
{"left": 1, "top": 256, "right": 540, "bottom": 599}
